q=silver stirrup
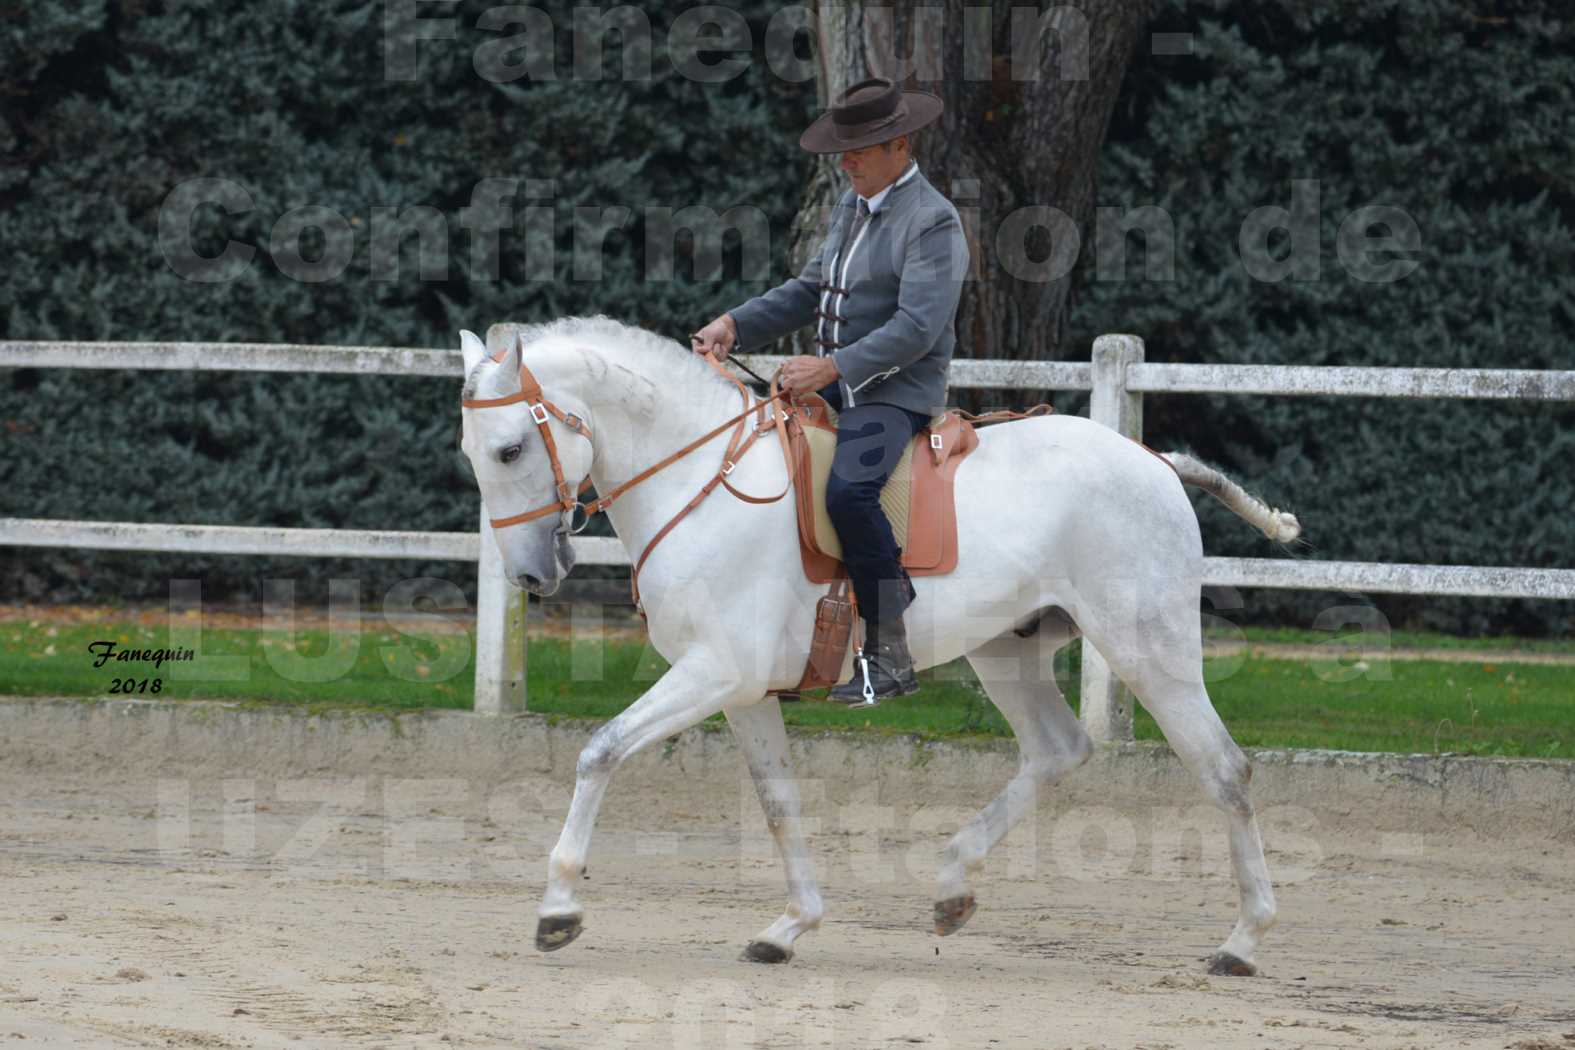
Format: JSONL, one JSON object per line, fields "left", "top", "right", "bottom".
{"left": 858, "top": 652, "right": 877, "bottom": 705}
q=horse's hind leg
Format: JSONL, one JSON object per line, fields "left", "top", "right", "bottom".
{"left": 1078, "top": 602, "right": 1277, "bottom": 976}
{"left": 536, "top": 657, "right": 755, "bottom": 952}
{"left": 936, "top": 618, "right": 1092, "bottom": 936}
{"left": 725, "top": 699, "right": 824, "bottom": 964}
{"left": 1146, "top": 680, "right": 1276, "bottom": 975}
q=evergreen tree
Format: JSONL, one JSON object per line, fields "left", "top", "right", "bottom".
{"left": 1075, "top": 0, "right": 1575, "bottom": 634}
{"left": 1, "top": 0, "right": 814, "bottom": 604}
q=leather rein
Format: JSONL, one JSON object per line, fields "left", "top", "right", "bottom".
{"left": 461, "top": 350, "right": 792, "bottom": 610}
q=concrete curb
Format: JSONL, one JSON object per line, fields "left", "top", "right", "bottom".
{"left": 2, "top": 697, "right": 1571, "bottom": 841}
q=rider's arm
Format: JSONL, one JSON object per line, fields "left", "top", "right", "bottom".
{"left": 726, "top": 196, "right": 850, "bottom": 352}
{"left": 726, "top": 248, "right": 825, "bottom": 352}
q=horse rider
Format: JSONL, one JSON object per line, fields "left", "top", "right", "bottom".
{"left": 692, "top": 76, "right": 969, "bottom": 703}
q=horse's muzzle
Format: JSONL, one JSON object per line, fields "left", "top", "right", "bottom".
{"left": 507, "top": 517, "right": 576, "bottom": 595}
{"left": 519, "top": 573, "right": 561, "bottom": 596}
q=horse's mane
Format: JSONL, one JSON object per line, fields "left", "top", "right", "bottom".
{"left": 463, "top": 315, "right": 738, "bottom": 399}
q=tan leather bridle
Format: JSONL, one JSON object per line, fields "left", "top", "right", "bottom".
{"left": 461, "top": 348, "right": 792, "bottom": 610}
{"left": 461, "top": 358, "right": 596, "bottom": 529}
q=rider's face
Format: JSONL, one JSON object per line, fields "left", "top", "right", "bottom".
{"left": 840, "top": 138, "right": 909, "bottom": 199}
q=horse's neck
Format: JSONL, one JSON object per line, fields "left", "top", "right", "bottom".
{"left": 569, "top": 347, "right": 748, "bottom": 557}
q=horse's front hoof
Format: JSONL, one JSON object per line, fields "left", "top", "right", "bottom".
{"left": 536, "top": 914, "right": 584, "bottom": 952}
{"left": 1206, "top": 951, "right": 1257, "bottom": 977}
{"left": 933, "top": 895, "right": 977, "bottom": 937}
{"left": 741, "top": 940, "right": 793, "bottom": 964}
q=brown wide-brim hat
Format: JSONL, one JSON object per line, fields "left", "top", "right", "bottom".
{"left": 799, "top": 76, "right": 944, "bottom": 154}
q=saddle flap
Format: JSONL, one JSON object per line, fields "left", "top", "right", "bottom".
{"left": 904, "top": 411, "right": 977, "bottom": 571}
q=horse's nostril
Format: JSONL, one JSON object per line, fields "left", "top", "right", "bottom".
{"left": 523, "top": 574, "right": 542, "bottom": 590}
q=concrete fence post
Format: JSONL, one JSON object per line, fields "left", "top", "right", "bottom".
{"left": 1081, "top": 334, "right": 1145, "bottom": 744}
{"left": 473, "top": 503, "right": 527, "bottom": 714}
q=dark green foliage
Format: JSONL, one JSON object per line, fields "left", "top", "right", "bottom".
{"left": 1, "top": 0, "right": 815, "bottom": 604}
{"left": 3, "top": 0, "right": 1570, "bottom": 636}
{"left": 1074, "top": 0, "right": 1574, "bottom": 634}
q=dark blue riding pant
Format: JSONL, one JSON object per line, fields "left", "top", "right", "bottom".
{"left": 819, "top": 382, "right": 929, "bottom": 624}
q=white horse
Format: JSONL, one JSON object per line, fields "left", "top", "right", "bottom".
{"left": 457, "top": 316, "right": 1301, "bottom": 976}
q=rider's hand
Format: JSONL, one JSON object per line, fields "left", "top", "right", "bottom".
{"left": 690, "top": 314, "right": 737, "bottom": 360}
{"left": 777, "top": 355, "right": 841, "bottom": 397}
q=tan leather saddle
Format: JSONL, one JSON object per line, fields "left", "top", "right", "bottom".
{"left": 763, "top": 389, "right": 1052, "bottom": 694}
{"left": 773, "top": 394, "right": 980, "bottom": 584}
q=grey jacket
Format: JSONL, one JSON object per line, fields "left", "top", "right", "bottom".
{"left": 728, "top": 165, "right": 968, "bottom": 417}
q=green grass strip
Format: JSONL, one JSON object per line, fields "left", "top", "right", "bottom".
{"left": 1, "top": 620, "right": 1570, "bottom": 759}
{"left": 1211, "top": 625, "right": 1575, "bottom": 654}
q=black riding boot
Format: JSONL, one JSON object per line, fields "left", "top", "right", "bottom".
{"left": 829, "top": 614, "right": 919, "bottom": 705}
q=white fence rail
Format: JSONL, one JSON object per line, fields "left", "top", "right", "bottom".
{"left": 3, "top": 337, "right": 1572, "bottom": 739}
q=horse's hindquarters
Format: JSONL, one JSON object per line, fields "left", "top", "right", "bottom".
{"left": 916, "top": 415, "right": 1203, "bottom": 672}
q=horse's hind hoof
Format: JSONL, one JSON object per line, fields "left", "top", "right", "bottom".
{"left": 933, "top": 895, "right": 977, "bottom": 937}
{"left": 1206, "top": 951, "right": 1257, "bottom": 977}
{"left": 742, "top": 940, "right": 792, "bottom": 964}
{"left": 536, "top": 914, "right": 584, "bottom": 952}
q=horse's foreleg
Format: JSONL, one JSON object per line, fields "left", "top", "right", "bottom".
{"left": 936, "top": 626, "right": 1092, "bottom": 936}
{"left": 537, "top": 658, "right": 753, "bottom": 952}
{"left": 725, "top": 699, "right": 824, "bottom": 964}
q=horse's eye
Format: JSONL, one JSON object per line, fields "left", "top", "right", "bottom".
{"left": 500, "top": 444, "right": 522, "bottom": 464}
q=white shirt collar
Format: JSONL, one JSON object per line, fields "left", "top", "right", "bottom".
{"left": 859, "top": 161, "right": 918, "bottom": 216}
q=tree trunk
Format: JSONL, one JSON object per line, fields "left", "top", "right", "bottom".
{"left": 793, "top": 0, "right": 1154, "bottom": 382}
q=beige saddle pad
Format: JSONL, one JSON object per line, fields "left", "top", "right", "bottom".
{"left": 801, "top": 416, "right": 930, "bottom": 559}
{"left": 774, "top": 397, "right": 979, "bottom": 585}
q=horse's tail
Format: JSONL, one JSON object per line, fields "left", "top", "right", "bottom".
{"left": 1159, "top": 452, "right": 1302, "bottom": 544}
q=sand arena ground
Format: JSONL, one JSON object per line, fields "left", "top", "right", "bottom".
{"left": 2, "top": 744, "right": 1573, "bottom": 1050}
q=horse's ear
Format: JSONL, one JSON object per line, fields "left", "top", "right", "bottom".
{"left": 497, "top": 333, "right": 522, "bottom": 378}
{"left": 459, "top": 329, "right": 488, "bottom": 375}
